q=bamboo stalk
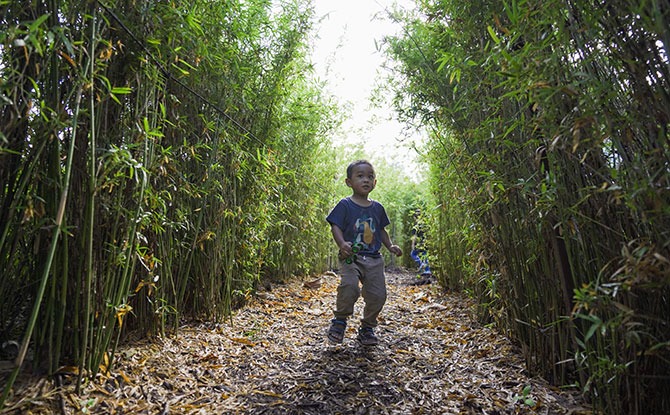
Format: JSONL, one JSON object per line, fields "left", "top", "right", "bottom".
{"left": 77, "top": 2, "right": 97, "bottom": 392}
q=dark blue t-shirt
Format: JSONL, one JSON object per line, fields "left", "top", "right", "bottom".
{"left": 326, "top": 197, "right": 390, "bottom": 258}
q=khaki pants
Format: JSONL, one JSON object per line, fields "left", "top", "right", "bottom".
{"left": 334, "top": 255, "right": 386, "bottom": 328}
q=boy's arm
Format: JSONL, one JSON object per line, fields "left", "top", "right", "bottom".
{"left": 381, "top": 228, "right": 403, "bottom": 257}
{"left": 331, "top": 224, "right": 354, "bottom": 258}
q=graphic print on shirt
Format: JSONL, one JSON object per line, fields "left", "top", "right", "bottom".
{"left": 354, "top": 216, "right": 376, "bottom": 248}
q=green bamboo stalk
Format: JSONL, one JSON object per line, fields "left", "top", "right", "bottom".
{"left": 54, "top": 235, "right": 68, "bottom": 372}
{"left": 77, "top": 2, "right": 97, "bottom": 392}
{"left": 48, "top": 0, "right": 67, "bottom": 377}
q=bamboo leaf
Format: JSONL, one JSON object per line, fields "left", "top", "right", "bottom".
{"left": 487, "top": 25, "right": 501, "bottom": 44}
{"left": 584, "top": 317, "right": 602, "bottom": 342}
{"left": 110, "top": 86, "right": 132, "bottom": 95}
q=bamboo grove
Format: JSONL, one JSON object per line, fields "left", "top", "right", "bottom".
{"left": 1, "top": 0, "right": 342, "bottom": 400}
{"left": 384, "top": 0, "right": 669, "bottom": 413}
{"left": 3, "top": 0, "right": 669, "bottom": 414}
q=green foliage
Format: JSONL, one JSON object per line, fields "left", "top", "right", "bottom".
{"left": 512, "top": 385, "right": 536, "bottom": 408}
{"left": 384, "top": 0, "right": 670, "bottom": 413}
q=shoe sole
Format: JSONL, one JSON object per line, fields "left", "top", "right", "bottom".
{"left": 327, "top": 330, "right": 344, "bottom": 344}
{"left": 327, "top": 336, "right": 343, "bottom": 344}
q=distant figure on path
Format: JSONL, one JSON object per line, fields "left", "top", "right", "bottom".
{"left": 410, "top": 208, "right": 432, "bottom": 279}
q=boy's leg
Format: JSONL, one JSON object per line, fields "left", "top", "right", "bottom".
{"left": 328, "top": 261, "right": 362, "bottom": 343}
{"left": 419, "top": 250, "right": 431, "bottom": 274}
{"left": 422, "top": 261, "right": 431, "bottom": 275}
{"left": 358, "top": 256, "right": 387, "bottom": 329}
{"left": 410, "top": 249, "right": 422, "bottom": 268}
{"left": 333, "top": 261, "right": 361, "bottom": 321}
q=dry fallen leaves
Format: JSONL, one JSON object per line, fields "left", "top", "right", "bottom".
{"left": 1, "top": 269, "right": 590, "bottom": 414}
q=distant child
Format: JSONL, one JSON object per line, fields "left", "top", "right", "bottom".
{"left": 326, "top": 160, "right": 402, "bottom": 345}
{"left": 410, "top": 208, "right": 432, "bottom": 277}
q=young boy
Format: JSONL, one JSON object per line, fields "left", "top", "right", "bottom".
{"left": 326, "top": 160, "right": 402, "bottom": 345}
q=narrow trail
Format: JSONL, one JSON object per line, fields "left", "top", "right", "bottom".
{"left": 2, "top": 269, "right": 589, "bottom": 414}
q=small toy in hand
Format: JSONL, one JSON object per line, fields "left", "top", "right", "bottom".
{"left": 345, "top": 243, "right": 362, "bottom": 264}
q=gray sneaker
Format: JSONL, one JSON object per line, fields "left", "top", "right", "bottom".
{"left": 357, "top": 327, "right": 379, "bottom": 346}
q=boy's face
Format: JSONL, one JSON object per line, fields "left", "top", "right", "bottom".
{"left": 346, "top": 163, "right": 376, "bottom": 196}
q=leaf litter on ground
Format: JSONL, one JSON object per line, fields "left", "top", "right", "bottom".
{"left": 1, "top": 269, "right": 591, "bottom": 414}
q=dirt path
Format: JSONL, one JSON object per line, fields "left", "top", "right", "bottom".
{"left": 2, "top": 269, "right": 589, "bottom": 414}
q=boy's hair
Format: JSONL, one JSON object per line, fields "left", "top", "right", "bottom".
{"left": 346, "top": 159, "right": 374, "bottom": 179}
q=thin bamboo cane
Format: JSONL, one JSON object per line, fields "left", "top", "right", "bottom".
{"left": 48, "top": 0, "right": 67, "bottom": 378}
{"left": 77, "top": 3, "right": 97, "bottom": 392}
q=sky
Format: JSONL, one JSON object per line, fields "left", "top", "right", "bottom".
{"left": 309, "top": 0, "right": 425, "bottom": 178}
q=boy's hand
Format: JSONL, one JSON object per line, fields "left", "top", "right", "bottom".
{"left": 389, "top": 244, "right": 403, "bottom": 257}
{"left": 338, "top": 242, "right": 354, "bottom": 259}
